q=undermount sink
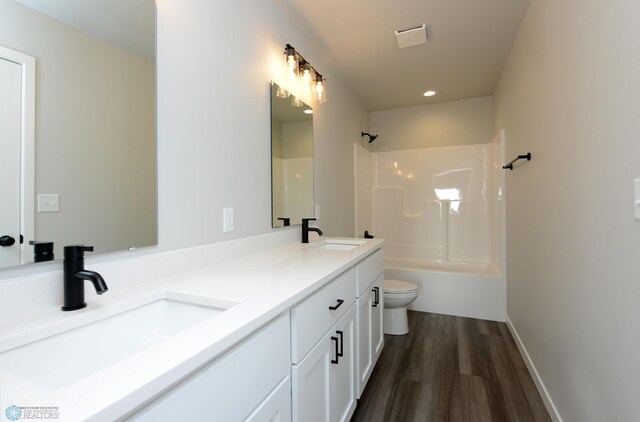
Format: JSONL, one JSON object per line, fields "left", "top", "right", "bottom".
{"left": 313, "top": 239, "right": 367, "bottom": 251}
{"left": 0, "top": 292, "right": 237, "bottom": 390}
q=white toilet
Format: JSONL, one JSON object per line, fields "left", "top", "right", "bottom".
{"left": 383, "top": 279, "right": 419, "bottom": 335}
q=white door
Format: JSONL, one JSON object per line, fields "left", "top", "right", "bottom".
{"left": 0, "top": 56, "right": 22, "bottom": 268}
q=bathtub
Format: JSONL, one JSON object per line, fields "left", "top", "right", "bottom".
{"left": 384, "top": 257, "right": 506, "bottom": 321}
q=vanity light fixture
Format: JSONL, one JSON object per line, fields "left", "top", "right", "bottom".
{"left": 283, "top": 44, "right": 327, "bottom": 103}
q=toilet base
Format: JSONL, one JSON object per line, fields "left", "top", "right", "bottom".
{"left": 383, "top": 307, "right": 409, "bottom": 335}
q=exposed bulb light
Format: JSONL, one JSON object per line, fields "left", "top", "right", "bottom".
{"left": 291, "top": 96, "right": 304, "bottom": 107}
{"left": 314, "top": 73, "right": 327, "bottom": 104}
{"left": 301, "top": 62, "right": 312, "bottom": 85}
{"left": 304, "top": 109, "right": 313, "bottom": 114}
{"left": 423, "top": 90, "right": 437, "bottom": 97}
{"left": 301, "top": 62, "right": 313, "bottom": 97}
{"left": 285, "top": 44, "right": 297, "bottom": 81}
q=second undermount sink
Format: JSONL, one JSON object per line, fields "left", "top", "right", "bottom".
{"left": 313, "top": 238, "right": 367, "bottom": 251}
{"left": 0, "top": 292, "right": 237, "bottom": 390}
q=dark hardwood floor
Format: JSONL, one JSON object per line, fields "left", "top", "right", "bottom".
{"left": 351, "top": 311, "right": 551, "bottom": 422}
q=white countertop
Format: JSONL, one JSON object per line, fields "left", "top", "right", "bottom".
{"left": 0, "top": 237, "right": 384, "bottom": 421}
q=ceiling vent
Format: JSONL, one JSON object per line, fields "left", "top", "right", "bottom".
{"left": 395, "top": 24, "right": 427, "bottom": 49}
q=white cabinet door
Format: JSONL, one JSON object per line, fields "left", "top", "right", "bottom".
{"left": 292, "top": 305, "right": 356, "bottom": 422}
{"left": 245, "top": 376, "right": 292, "bottom": 422}
{"left": 292, "top": 330, "right": 332, "bottom": 422}
{"left": 356, "top": 288, "right": 373, "bottom": 398}
{"left": 371, "top": 274, "right": 384, "bottom": 361}
{"left": 331, "top": 306, "right": 357, "bottom": 422}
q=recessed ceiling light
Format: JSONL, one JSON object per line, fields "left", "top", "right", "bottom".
{"left": 423, "top": 90, "right": 437, "bottom": 97}
{"left": 304, "top": 109, "right": 313, "bottom": 114}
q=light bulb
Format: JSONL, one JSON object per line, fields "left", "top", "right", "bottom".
{"left": 284, "top": 45, "right": 297, "bottom": 81}
{"left": 302, "top": 64, "right": 312, "bottom": 85}
{"left": 286, "top": 56, "right": 297, "bottom": 81}
{"left": 314, "top": 74, "right": 326, "bottom": 103}
{"left": 291, "top": 96, "right": 303, "bottom": 107}
{"left": 301, "top": 62, "right": 312, "bottom": 96}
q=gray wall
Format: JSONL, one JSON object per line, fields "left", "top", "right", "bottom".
{"left": 370, "top": 96, "right": 494, "bottom": 152}
{"left": 494, "top": 0, "right": 640, "bottom": 420}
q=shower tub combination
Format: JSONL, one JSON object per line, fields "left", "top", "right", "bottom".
{"left": 355, "top": 140, "right": 506, "bottom": 321}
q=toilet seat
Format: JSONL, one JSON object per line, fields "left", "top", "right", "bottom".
{"left": 383, "top": 279, "right": 417, "bottom": 294}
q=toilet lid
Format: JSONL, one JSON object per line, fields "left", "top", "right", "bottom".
{"left": 383, "top": 279, "right": 417, "bottom": 293}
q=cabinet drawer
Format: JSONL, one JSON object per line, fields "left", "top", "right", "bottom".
{"left": 291, "top": 268, "right": 356, "bottom": 363}
{"left": 356, "top": 248, "right": 384, "bottom": 297}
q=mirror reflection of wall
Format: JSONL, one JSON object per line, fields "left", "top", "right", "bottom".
{"left": 270, "top": 82, "right": 314, "bottom": 228}
{"left": 0, "top": 0, "right": 157, "bottom": 269}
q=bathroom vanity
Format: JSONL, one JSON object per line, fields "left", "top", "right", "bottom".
{"left": 0, "top": 236, "right": 384, "bottom": 421}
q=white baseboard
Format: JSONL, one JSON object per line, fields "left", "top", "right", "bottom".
{"left": 505, "top": 315, "right": 563, "bottom": 422}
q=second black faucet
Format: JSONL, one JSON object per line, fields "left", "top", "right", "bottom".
{"left": 301, "top": 218, "right": 323, "bottom": 243}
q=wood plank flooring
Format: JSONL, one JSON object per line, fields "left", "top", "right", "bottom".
{"left": 351, "top": 311, "right": 551, "bottom": 422}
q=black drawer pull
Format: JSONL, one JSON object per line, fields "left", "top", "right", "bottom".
{"left": 336, "top": 330, "right": 344, "bottom": 357}
{"left": 372, "top": 287, "right": 379, "bottom": 307}
{"left": 331, "top": 336, "right": 339, "bottom": 364}
{"left": 329, "top": 299, "right": 344, "bottom": 310}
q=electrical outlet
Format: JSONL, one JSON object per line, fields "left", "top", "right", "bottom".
{"left": 38, "top": 194, "right": 60, "bottom": 212}
{"left": 223, "top": 207, "right": 234, "bottom": 232}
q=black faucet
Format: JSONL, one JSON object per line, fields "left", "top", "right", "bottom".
{"left": 301, "top": 218, "right": 323, "bottom": 243}
{"left": 277, "top": 217, "right": 291, "bottom": 227}
{"left": 62, "top": 245, "right": 108, "bottom": 311}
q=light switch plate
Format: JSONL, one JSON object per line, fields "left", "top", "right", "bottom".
{"left": 223, "top": 207, "right": 234, "bottom": 232}
{"left": 38, "top": 194, "right": 60, "bottom": 213}
{"left": 635, "top": 179, "right": 640, "bottom": 221}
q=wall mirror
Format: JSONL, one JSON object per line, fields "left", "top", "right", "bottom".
{"left": 0, "top": 0, "right": 157, "bottom": 270}
{"left": 270, "top": 82, "right": 314, "bottom": 228}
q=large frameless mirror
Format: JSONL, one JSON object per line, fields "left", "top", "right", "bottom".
{"left": 270, "top": 82, "right": 314, "bottom": 228}
{"left": 0, "top": 0, "right": 157, "bottom": 270}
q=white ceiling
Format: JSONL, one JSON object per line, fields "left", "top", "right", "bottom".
{"left": 278, "top": 0, "right": 530, "bottom": 111}
{"left": 15, "top": 0, "right": 155, "bottom": 62}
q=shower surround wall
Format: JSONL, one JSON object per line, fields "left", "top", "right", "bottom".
{"left": 355, "top": 138, "right": 506, "bottom": 321}
{"left": 373, "top": 143, "right": 501, "bottom": 272}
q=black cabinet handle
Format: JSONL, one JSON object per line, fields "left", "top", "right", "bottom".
{"left": 336, "top": 330, "right": 344, "bottom": 357}
{"left": 329, "top": 299, "right": 344, "bottom": 310}
{"left": 372, "top": 287, "right": 380, "bottom": 307}
{"left": 331, "top": 336, "right": 339, "bottom": 364}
